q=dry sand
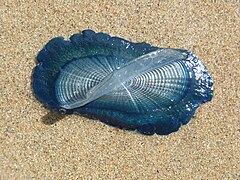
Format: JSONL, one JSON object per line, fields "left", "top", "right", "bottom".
{"left": 0, "top": 0, "right": 239, "bottom": 179}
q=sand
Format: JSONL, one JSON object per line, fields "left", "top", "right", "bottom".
{"left": 0, "top": 0, "right": 239, "bottom": 179}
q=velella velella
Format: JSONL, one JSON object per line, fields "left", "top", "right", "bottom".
{"left": 32, "top": 29, "right": 213, "bottom": 135}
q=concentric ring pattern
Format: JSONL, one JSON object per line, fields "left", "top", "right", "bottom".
{"left": 55, "top": 55, "right": 191, "bottom": 113}
{"left": 32, "top": 30, "right": 213, "bottom": 135}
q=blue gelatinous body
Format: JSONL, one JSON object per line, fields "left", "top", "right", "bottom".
{"left": 32, "top": 30, "right": 213, "bottom": 135}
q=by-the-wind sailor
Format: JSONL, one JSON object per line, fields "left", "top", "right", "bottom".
{"left": 32, "top": 30, "right": 213, "bottom": 135}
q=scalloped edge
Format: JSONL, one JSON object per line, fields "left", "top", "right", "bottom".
{"left": 32, "top": 30, "right": 213, "bottom": 135}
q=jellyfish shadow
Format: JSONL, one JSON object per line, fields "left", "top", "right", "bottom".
{"left": 41, "top": 111, "right": 66, "bottom": 125}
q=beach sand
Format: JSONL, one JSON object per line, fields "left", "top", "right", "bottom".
{"left": 0, "top": 0, "right": 239, "bottom": 179}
